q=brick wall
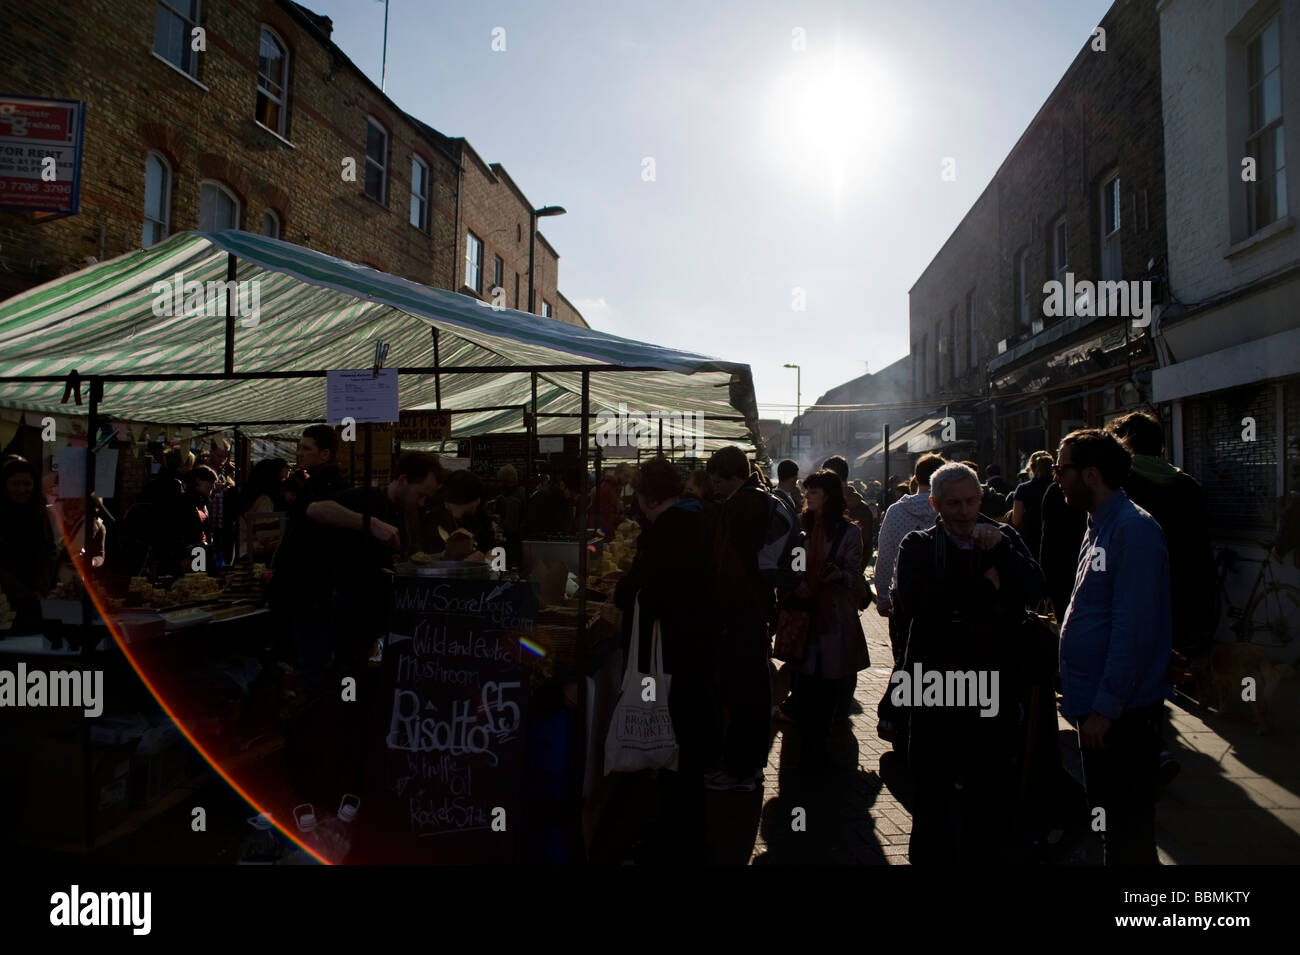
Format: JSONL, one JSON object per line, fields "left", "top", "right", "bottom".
{"left": 0, "top": 0, "right": 583, "bottom": 321}
{"left": 907, "top": 0, "right": 1167, "bottom": 473}
{"left": 1160, "top": 0, "right": 1300, "bottom": 304}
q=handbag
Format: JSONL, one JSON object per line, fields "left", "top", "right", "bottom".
{"left": 772, "top": 606, "right": 812, "bottom": 662}
{"left": 604, "top": 597, "right": 679, "bottom": 774}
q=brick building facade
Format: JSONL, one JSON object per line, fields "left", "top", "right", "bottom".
{"left": 907, "top": 0, "right": 1166, "bottom": 477}
{"left": 0, "top": 0, "right": 585, "bottom": 326}
{"left": 1153, "top": 0, "right": 1300, "bottom": 558}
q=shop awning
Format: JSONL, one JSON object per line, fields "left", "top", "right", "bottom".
{"left": 854, "top": 415, "right": 944, "bottom": 468}
{"left": 0, "top": 231, "right": 760, "bottom": 451}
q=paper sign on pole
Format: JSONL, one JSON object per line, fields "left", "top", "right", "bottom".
{"left": 326, "top": 369, "right": 400, "bottom": 424}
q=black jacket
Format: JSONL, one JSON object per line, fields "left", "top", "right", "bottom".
{"left": 894, "top": 515, "right": 1045, "bottom": 769}
{"left": 614, "top": 499, "right": 713, "bottom": 679}
{"left": 1122, "top": 466, "right": 1216, "bottom": 653}
{"left": 1038, "top": 481, "right": 1088, "bottom": 623}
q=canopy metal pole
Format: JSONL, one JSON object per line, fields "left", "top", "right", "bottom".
{"left": 530, "top": 372, "right": 538, "bottom": 487}
{"left": 0, "top": 364, "right": 669, "bottom": 383}
{"left": 432, "top": 328, "right": 442, "bottom": 409}
{"left": 524, "top": 404, "right": 534, "bottom": 489}
{"left": 881, "top": 424, "right": 890, "bottom": 508}
{"left": 577, "top": 370, "right": 589, "bottom": 651}
{"left": 83, "top": 377, "right": 99, "bottom": 637}
{"left": 224, "top": 253, "right": 236, "bottom": 374}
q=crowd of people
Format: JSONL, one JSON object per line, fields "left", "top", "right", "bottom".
{"left": 866, "top": 411, "right": 1220, "bottom": 865}
{"left": 0, "top": 407, "right": 1251, "bottom": 867}
{"left": 603, "top": 447, "right": 877, "bottom": 860}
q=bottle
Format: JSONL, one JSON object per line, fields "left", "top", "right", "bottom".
{"left": 277, "top": 803, "right": 324, "bottom": 865}
{"left": 237, "top": 813, "right": 282, "bottom": 865}
{"left": 314, "top": 795, "right": 360, "bottom": 864}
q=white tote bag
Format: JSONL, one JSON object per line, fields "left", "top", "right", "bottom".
{"left": 603, "top": 598, "right": 679, "bottom": 774}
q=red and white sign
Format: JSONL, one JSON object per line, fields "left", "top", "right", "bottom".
{"left": 0, "top": 95, "right": 86, "bottom": 214}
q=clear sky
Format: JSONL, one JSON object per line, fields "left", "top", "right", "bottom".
{"left": 321, "top": 0, "right": 1115, "bottom": 421}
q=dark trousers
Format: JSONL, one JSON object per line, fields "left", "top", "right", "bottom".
{"left": 652, "top": 672, "right": 709, "bottom": 863}
{"left": 1076, "top": 703, "right": 1162, "bottom": 865}
{"left": 796, "top": 674, "right": 854, "bottom": 767}
{"left": 908, "top": 728, "right": 1010, "bottom": 864}
{"left": 716, "top": 614, "right": 771, "bottom": 778}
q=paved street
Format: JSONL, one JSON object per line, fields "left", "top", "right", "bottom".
{"left": 594, "top": 605, "right": 1300, "bottom": 865}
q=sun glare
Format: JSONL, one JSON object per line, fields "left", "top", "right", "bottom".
{"left": 764, "top": 42, "right": 902, "bottom": 210}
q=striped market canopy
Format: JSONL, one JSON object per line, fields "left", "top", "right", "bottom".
{"left": 0, "top": 231, "right": 760, "bottom": 453}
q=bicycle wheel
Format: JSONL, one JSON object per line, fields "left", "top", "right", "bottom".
{"left": 1241, "top": 582, "right": 1300, "bottom": 647}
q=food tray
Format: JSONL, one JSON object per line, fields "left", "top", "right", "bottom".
{"left": 161, "top": 608, "right": 214, "bottom": 632}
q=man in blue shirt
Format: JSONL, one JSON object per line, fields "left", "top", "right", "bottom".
{"left": 1056, "top": 429, "right": 1172, "bottom": 865}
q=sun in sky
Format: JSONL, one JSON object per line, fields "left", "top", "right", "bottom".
{"left": 763, "top": 37, "right": 904, "bottom": 214}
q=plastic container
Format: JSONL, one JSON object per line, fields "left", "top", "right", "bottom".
{"left": 237, "top": 813, "right": 283, "bottom": 865}
{"left": 277, "top": 803, "right": 324, "bottom": 865}
{"left": 314, "top": 795, "right": 360, "bottom": 863}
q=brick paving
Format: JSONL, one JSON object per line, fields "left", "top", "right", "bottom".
{"left": 749, "top": 609, "right": 909, "bottom": 865}
{"left": 592, "top": 606, "right": 1300, "bottom": 865}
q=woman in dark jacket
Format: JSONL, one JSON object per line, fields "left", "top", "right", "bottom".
{"left": 792, "top": 469, "right": 869, "bottom": 771}
{"left": 613, "top": 456, "right": 713, "bottom": 862}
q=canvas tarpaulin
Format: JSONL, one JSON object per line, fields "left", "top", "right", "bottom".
{"left": 0, "top": 231, "right": 761, "bottom": 452}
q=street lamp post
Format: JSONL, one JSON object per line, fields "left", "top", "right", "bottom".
{"left": 528, "top": 205, "right": 566, "bottom": 314}
{"left": 783, "top": 363, "right": 800, "bottom": 454}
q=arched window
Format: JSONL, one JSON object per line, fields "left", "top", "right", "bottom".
{"left": 261, "top": 209, "right": 281, "bottom": 239}
{"left": 199, "top": 181, "right": 240, "bottom": 231}
{"left": 256, "top": 27, "right": 289, "bottom": 136}
{"left": 142, "top": 152, "right": 172, "bottom": 247}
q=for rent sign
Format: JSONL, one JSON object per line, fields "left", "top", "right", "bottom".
{"left": 0, "top": 95, "right": 86, "bottom": 214}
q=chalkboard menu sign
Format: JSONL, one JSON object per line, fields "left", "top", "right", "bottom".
{"left": 467, "top": 433, "right": 532, "bottom": 477}
{"left": 359, "top": 577, "right": 535, "bottom": 864}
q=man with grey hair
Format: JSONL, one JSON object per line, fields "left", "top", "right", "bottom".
{"left": 892, "top": 461, "right": 1046, "bottom": 864}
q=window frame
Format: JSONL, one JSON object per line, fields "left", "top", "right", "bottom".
{"left": 949, "top": 307, "right": 959, "bottom": 379}
{"left": 142, "top": 151, "right": 172, "bottom": 248}
{"left": 255, "top": 25, "right": 290, "bottom": 138}
{"left": 261, "top": 209, "right": 281, "bottom": 239}
{"left": 409, "top": 155, "right": 429, "bottom": 231}
{"left": 493, "top": 254, "right": 504, "bottom": 291}
{"left": 465, "top": 230, "right": 483, "bottom": 293}
{"left": 919, "top": 333, "right": 928, "bottom": 396}
{"left": 364, "top": 116, "right": 389, "bottom": 204}
{"left": 934, "top": 324, "right": 943, "bottom": 389}
{"left": 1245, "top": 12, "right": 1286, "bottom": 234}
{"left": 1051, "top": 216, "right": 1069, "bottom": 285}
{"left": 198, "top": 180, "right": 241, "bottom": 232}
{"left": 154, "top": 0, "right": 202, "bottom": 78}
{"left": 966, "top": 289, "right": 978, "bottom": 370}
{"left": 542, "top": 299, "right": 553, "bottom": 319}
{"left": 1100, "top": 172, "right": 1122, "bottom": 282}
{"left": 1016, "top": 248, "right": 1031, "bottom": 328}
